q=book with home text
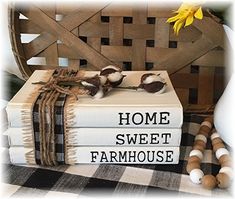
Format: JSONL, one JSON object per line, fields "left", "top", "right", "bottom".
{"left": 6, "top": 70, "right": 183, "bottom": 128}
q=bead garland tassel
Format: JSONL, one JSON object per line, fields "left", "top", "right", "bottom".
{"left": 186, "top": 117, "right": 233, "bottom": 190}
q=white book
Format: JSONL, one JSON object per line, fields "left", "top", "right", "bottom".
{"left": 6, "top": 70, "right": 183, "bottom": 128}
{"left": 9, "top": 146, "right": 180, "bottom": 164}
{"left": 5, "top": 127, "right": 182, "bottom": 146}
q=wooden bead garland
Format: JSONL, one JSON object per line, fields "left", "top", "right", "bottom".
{"left": 201, "top": 175, "right": 217, "bottom": 190}
{"left": 189, "top": 149, "right": 203, "bottom": 160}
{"left": 219, "top": 155, "right": 232, "bottom": 167}
{"left": 216, "top": 173, "right": 230, "bottom": 189}
{"left": 187, "top": 117, "right": 233, "bottom": 190}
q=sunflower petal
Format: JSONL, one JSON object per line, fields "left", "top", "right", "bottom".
{"left": 167, "top": 14, "right": 181, "bottom": 23}
{"left": 194, "top": 7, "right": 203, "bottom": 19}
{"left": 173, "top": 19, "right": 184, "bottom": 35}
{"left": 185, "top": 14, "right": 194, "bottom": 27}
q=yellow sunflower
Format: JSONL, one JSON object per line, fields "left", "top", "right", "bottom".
{"left": 167, "top": 2, "right": 203, "bottom": 35}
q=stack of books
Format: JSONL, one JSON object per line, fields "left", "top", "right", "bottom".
{"left": 6, "top": 70, "right": 183, "bottom": 165}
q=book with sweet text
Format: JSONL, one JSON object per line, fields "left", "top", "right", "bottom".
{"left": 5, "top": 127, "right": 181, "bottom": 146}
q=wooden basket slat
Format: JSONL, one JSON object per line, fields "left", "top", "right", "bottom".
{"left": 109, "top": 16, "right": 124, "bottom": 45}
{"left": 154, "top": 17, "right": 169, "bottom": 48}
{"left": 132, "top": 6, "right": 147, "bottom": 70}
{"left": 198, "top": 67, "right": 215, "bottom": 104}
{"left": 23, "top": 32, "right": 56, "bottom": 60}
{"left": 30, "top": 44, "right": 225, "bottom": 70}
{"left": 20, "top": 19, "right": 43, "bottom": 34}
{"left": 192, "top": 51, "right": 224, "bottom": 66}
{"left": 42, "top": 6, "right": 59, "bottom": 66}
{"left": 9, "top": 8, "right": 32, "bottom": 77}
{"left": 171, "top": 73, "right": 198, "bottom": 89}
{"left": 10, "top": 3, "right": 226, "bottom": 111}
{"left": 109, "top": 15, "right": 124, "bottom": 69}
{"left": 194, "top": 17, "right": 225, "bottom": 48}
{"left": 86, "top": 12, "right": 102, "bottom": 69}
{"left": 102, "top": 4, "right": 175, "bottom": 17}
{"left": 68, "top": 27, "right": 80, "bottom": 69}
{"left": 174, "top": 65, "right": 191, "bottom": 106}
{"left": 20, "top": 19, "right": 202, "bottom": 43}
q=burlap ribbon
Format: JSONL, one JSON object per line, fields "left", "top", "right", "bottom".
{"left": 32, "top": 69, "right": 83, "bottom": 166}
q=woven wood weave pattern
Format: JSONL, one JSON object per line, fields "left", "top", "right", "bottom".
{"left": 9, "top": 2, "right": 226, "bottom": 110}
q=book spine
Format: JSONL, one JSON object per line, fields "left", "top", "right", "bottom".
{"left": 9, "top": 146, "right": 179, "bottom": 164}
{"left": 5, "top": 128, "right": 182, "bottom": 146}
{"left": 7, "top": 105, "right": 183, "bottom": 128}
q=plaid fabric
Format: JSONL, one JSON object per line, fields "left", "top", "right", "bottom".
{"left": 2, "top": 114, "right": 232, "bottom": 197}
{"left": 32, "top": 70, "right": 77, "bottom": 165}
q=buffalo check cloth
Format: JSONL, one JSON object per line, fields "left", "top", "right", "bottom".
{"left": 1, "top": 114, "right": 233, "bottom": 198}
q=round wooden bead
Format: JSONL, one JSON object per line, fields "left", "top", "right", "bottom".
{"left": 188, "top": 156, "right": 201, "bottom": 164}
{"left": 194, "top": 140, "right": 206, "bottom": 148}
{"left": 216, "top": 148, "right": 229, "bottom": 160}
{"left": 195, "top": 134, "right": 207, "bottom": 143}
{"left": 199, "top": 125, "right": 211, "bottom": 136}
{"left": 198, "top": 130, "right": 209, "bottom": 137}
{"left": 189, "top": 150, "right": 203, "bottom": 160}
{"left": 190, "top": 169, "right": 204, "bottom": 184}
{"left": 213, "top": 142, "right": 225, "bottom": 152}
{"left": 201, "top": 175, "right": 217, "bottom": 190}
{"left": 193, "top": 144, "right": 205, "bottom": 152}
{"left": 219, "top": 155, "right": 231, "bottom": 165}
{"left": 211, "top": 132, "right": 220, "bottom": 140}
{"left": 221, "top": 160, "right": 232, "bottom": 167}
{"left": 204, "top": 117, "right": 213, "bottom": 124}
{"left": 201, "top": 120, "right": 212, "bottom": 129}
{"left": 212, "top": 137, "right": 223, "bottom": 146}
{"left": 216, "top": 173, "right": 231, "bottom": 189}
{"left": 219, "top": 167, "right": 233, "bottom": 180}
{"left": 186, "top": 162, "right": 200, "bottom": 173}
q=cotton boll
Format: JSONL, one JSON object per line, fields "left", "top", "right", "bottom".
{"left": 100, "top": 66, "right": 121, "bottom": 77}
{"left": 139, "top": 73, "right": 166, "bottom": 94}
{"left": 81, "top": 75, "right": 100, "bottom": 88}
{"left": 93, "top": 85, "right": 112, "bottom": 99}
{"left": 93, "top": 86, "right": 104, "bottom": 99}
{"left": 108, "top": 73, "right": 125, "bottom": 87}
{"left": 107, "top": 72, "right": 123, "bottom": 82}
{"left": 143, "top": 74, "right": 164, "bottom": 84}
{"left": 99, "top": 75, "right": 108, "bottom": 85}
{"left": 153, "top": 83, "right": 166, "bottom": 94}
{"left": 81, "top": 75, "right": 113, "bottom": 99}
{"left": 100, "top": 65, "right": 125, "bottom": 87}
{"left": 80, "top": 75, "right": 102, "bottom": 97}
{"left": 102, "top": 65, "right": 121, "bottom": 71}
{"left": 81, "top": 81, "right": 95, "bottom": 87}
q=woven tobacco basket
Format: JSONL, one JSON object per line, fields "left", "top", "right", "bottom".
{"left": 9, "top": 2, "right": 227, "bottom": 112}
